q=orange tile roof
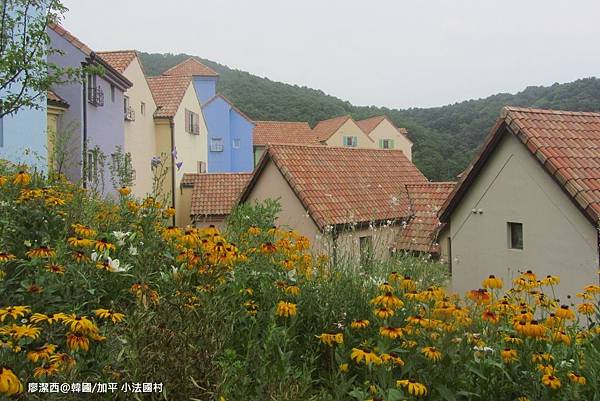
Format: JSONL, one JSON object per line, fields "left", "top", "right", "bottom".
{"left": 183, "top": 173, "right": 252, "bottom": 217}
{"left": 312, "top": 115, "right": 352, "bottom": 142}
{"left": 47, "top": 90, "right": 69, "bottom": 108}
{"left": 96, "top": 50, "right": 137, "bottom": 73}
{"left": 163, "top": 57, "right": 219, "bottom": 77}
{"left": 147, "top": 75, "right": 193, "bottom": 118}
{"left": 241, "top": 144, "right": 427, "bottom": 229}
{"left": 357, "top": 115, "right": 412, "bottom": 143}
{"left": 396, "top": 182, "right": 455, "bottom": 253}
{"left": 253, "top": 121, "right": 321, "bottom": 146}
{"left": 440, "top": 107, "right": 600, "bottom": 224}
{"left": 48, "top": 23, "right": 92, "bottom": 56}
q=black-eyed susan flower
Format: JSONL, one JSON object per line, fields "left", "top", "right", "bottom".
{"left": 567, "top": 372, "right": 586, "bottom": 385}
{"left": 0, "top": 367, "right": 23, "bottom": 395}
{"left": 27, "top": 284, "right": 43, "bottom": 294}
{"left": 26, "top": 344, "right": 57, "bottom": 363}
{"left": 117, "top": 186, "right": 131, "bottom": 196}
{"left": 541, "top": 374, "right": 561, "bottom": 390}
{"left": 374, "top": 307, "right": 394, "bottom": 319}
{"left": 13, "top": 170, "right": 31, "bottom": 185}
{"left": 95, "top": 238, "right": 116, "bottom": 252}
{"left": 467, "top": 289, "right": 491, "bottom": 304}
{"left": 72, "top": 251, "right": 90, "bottom": 263}
{"left": 338, "top": 363, "right": 349, "bottom": 373}
{"left": 72, "top": 224, "right": 97, "bottom": 238}
{"left": 371, "top": 292, "right": 404, "bottom": 309}
{"left": 162, "top": 207, "right": 176, "bottom": 218}
{"left": 379, "top": 326, "right": 403, "bottom": 339}
{"left": 61, "top": 314, "right": 97, "bottom": 334}
{"left": 396, "top": 379, "right": 427, "bottom": 397}
{"left": 378, "top": 282, "right": 394, "bottom": 292}
{"left": 554, "top": 305, "right": 575, "bottom": 320}
{"left": 421, "top": 346, "right": 442, "bottom": 362}
{"left": 0, "top": 306, "right": 30, "bottom": 322}
{"left": 247, "top": 226, "right": 261, "bottom": 235}
{"left": 501, "top": 348, "right": 518, "bottom": 363}
{"left": 93, "top": 309, "right": 125, "bottom": 323}
{"left": 49, "top": 352, "right": 76, "bottom": 369}
{"left": 531, "top": 352, "right": 553, "bottom": 363}
{"left": 66, "top": 331, "right": 90, "bottom": 352}
{"left": 482, "top": 274, "right": 503, "bottom": 289}
{"left": 29, "top": 312, "right": 65, "bottom": 325}
{"left": 33, "top": 363, "right": 60, "bottom": 378}
{"left": 26, "top": 246, "right": 56, "bottom": 259}
{"left": 350, "top": 319, "right": 370, "bottom": 329}
{"left": 577, "top": 303, "right": 596, "bottom": 315}
{"left": 8, "top": 324, "right": 41, "bottom": 340}
{"left": 583, "top": 284, "right": 600, "bottom": 294}
{"left": 0, "top": 176, "right": 6, "bottom": 187}
{"left": 552, "top": 330, "right": 571, "bottom": 345}
{"left": 67, "top": 236, "right": 93, "bottom": 248}
{"left": 350, "top": 348, "right": 382, "bottom": 365}
{"left": 316, "top": 333, "right": 343, "bottom": 347}
{"left": 275, "top": 301, "right": 296, "bottom": 318}
{"left": 261, "top": 242, "right": 277, "bottom": 254}
{"left": 0, "top": 252, "right": 16, "bottom": 263}
{"left": 523, "top": 320, "right": 547, "bottom": 338}
{"left": 504, "top": 334, "right": 523, "bottom": 345}
{"left": 45, "top": 263, "right": 66, "bottom": 274}
{"left": 537, "top": 364, "right": 555, "bottom": 375}
{"left": 284, "top": 285, "right": 300, "bottom": 296}
{"left": 541, "top": 275, "right": 560, "bottom": 286}
{"left": 482, "top": 310, "right": 499, "bottom": 324}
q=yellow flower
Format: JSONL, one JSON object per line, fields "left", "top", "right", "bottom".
{"left": 421, "top": 346, "right": 442, "bottom": 362}
{"left": 531, "top": 352, "right": 553, "bottom": 363}
{"left": 396, "top": 379, "right": 428, "bottom": 397}
{"left": 350, "top": 348, "right": 382, "bottom": 365}
{"left": 67, "top": 236, "right": 93, "bottom": 248}
{"left": 552, "top": 330, "right": 571, "bottom": 345}
{"left": 66, "top": 331, "right": 90, "bottom": 352}
{"left": 118, "top": 186, "right": 131, "bottom": 196}
{"left": 0, "top": 252, "right": 16, "bottom": 263}
{"left": 500, "top": 348, "right": 518, "bottom": 363}
{"left": 379, "top": 326, "right": 403, "bottom": 339}
{"left": 482, "top": 309, "right": 499, "bottom": 324}
{"left": 316, "top": 333, "right": 343, "bottom": 347}
{"left": 583, "top": 284, "right": 600, "bottom": 294}
{"left": 554, "top": 305, "right": 575, "bottom": 320}
{"left": 516, "top": 397, "right": 531, "bottom": 401}
{"left": 482, "top": 274, "right": 503, "bottom": 289}
{"left": 0, "top": 176, "right": 6, "bottom": 187}
{"left": 61, "top": 314, "right": 98, "bottom": 334}
{"left": 248, "top": 226, "right": 261, "bottom": 235}
{"left": 95, "top": 239, "right": 116, "bottom": 252}
{"left": 29, "top": 312, "right": 65, "bottom": 325}
{"left": 13, "top": 170, "right": 31, "bottom": 185}
{"left": 339, "top": 363, "right": 349, "bottom": 373}
{"left": 541, "top": 275, "right": 560, "bottom": 285}
{"left": 537, "top": 364, "right": 555, "bottom": 375}
{"left": 523, "top": 320, "right": 547, "bottom": 338}
{"left": 0, "top": 305, "right": 30, "bottom": 322}
{"left": 27, "top": 344, "right": 57, "bottom": 363}
{"left": 5, "top": 324, "right": 41, "bottom": 339}
{"left": 284, "top": 285, "right": 300, "bottom": 296}
{"left": 163, "top": 207, "right": 176, "bottom": 217}
{"left": 577, "top": 303, "right": 596, "bottom": 315}
{"left": 72, "top": 251, "right": 90, "bottom": 263}
{"left": 371, "top": 292, "right": 404, "bottom": 309}
{"left": 26, "top": 246, "right": 56, "bottom": 259}
{"left": 94, "top": 308, "right": 125, "bottom": 323}
{"left": 374, "top": 307, "right": 394, "bottom": 319}
{"left": 380, "top": 352, "right": 405, "bottom": 366}
{"left": 49, "top": 352, "right": 76, "bottom": 369}
{"left": 275, "top": 301, "right": 297, "bottom": 318}
{"left": 350, "top": 319, "right": 370, "bottom": 329}
{"left": 33, "top": 363, "right": 60, "bottom": 378}
{"left": 541, "top": 374, "right": 561, "bottom": 390}
{"left": 0, "top": 367, "right": 23, "bottom": 396}
{"left": 72, "top": 224, "right": 97, "bottom": 238}
{"left": 567, "top": 372, "right": 586, "bottom": 385}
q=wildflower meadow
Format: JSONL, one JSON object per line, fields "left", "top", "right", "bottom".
{"left": 0, "top": 163, "right": 599, "bottom": 400}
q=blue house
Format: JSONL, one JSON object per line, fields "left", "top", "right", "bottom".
{"left": 163, "top": 58, "right": 255, "bottom": 173}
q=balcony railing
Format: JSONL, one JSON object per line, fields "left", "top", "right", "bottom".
{"left": 88, "top": 86, "right": 104, "bottom": 107}
{"left": 124, "top": 106, "right": 135, "bottom": 121}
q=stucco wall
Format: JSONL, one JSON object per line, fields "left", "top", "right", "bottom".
{"left": 122, "top": 58, "right": 157, "bottom": 198}
{"left": 368, "top": 119, "right": 413, "bottom": 161}
{"left": 447, "top": 132, "right": 599, "bottom": 300}
{"left": 173, "top": 83, "right": 207, "bottom": 226}
{"left": 193, "top": 77, "right": 217, "bottom": 105}
{"left": 0, "top": 105, "right": 47, "bottom": 170}
{"left": 229, "top": 110, "right": 254, "bottom": 172}
{"left": 326, "top": 119, "right": 374, "bottom": 148}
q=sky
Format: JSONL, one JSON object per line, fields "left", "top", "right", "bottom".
{"left": 61, "top": 0, "right": 600, "bottom": 109}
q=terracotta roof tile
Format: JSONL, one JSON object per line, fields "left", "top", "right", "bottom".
{"left": 48, "top": 23, "right": 92, "bottom": 56}
{"left": 47, "top": 90, "right": 69, "bottom": 108}
{"left": 184, "top": 173, "right": 252, "bottom": 217}
{"left": 396, "top": 182, "right": 455, "bottom": 253}
{"left": 147, "top": 75, "right": 193, "bottom": 118}
{"left": 253, "top": 121, "right": 321, "bottom": 146}
{"left": 163, "top": 57, "right": 219, "bottom": 77}
{"left": 312, "top": 115, "right": 352, "bottom": 142}
{"left": 96, "top": 50, "right": 137, "bottom": 73}
{"left": 440, "top": 107, "right": 600, "bottom": 224}
{"left": 357, "top": 115, "right": 412, "bottom": 142}
{"left": 242, "top": 144, "right": 427, "bottom": 229}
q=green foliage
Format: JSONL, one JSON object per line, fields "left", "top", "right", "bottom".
{"left": 139, "top": 52, "right": 600, "bottom": 180}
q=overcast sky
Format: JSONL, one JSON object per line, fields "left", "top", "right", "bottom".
{"left": 61, "top": 0, "right": 600, "bottom": 109}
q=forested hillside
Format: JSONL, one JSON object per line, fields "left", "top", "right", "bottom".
{"left": 139, "top": 52, "right": 600, "bottom": 180}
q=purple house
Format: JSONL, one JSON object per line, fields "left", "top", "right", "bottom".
{"left": 47, "top": 24, "right": 131, "bottom": 194}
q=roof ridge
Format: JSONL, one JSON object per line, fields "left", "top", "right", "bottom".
{"left": 503, "top": 106, "right": 600, "bottom": 117}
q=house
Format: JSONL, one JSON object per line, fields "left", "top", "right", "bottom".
{"left": 47, "top": 24, "right": 132, "bottom": 193}
{"left": 395, "top": 182, "right": 455, "bottom": 254}
{"left": 356, "top": 116, "right": 413, "bottom": 160}
{"left": 313, "top": 115, "right": 374, "bottom": 148}
{"left": 438, "top": 107, "right": 600, "bottom": 300}
{"left": 162, "top": 58, "right": 254, "bottom": 173}
{"left": 146, "top": 74, "right": 208, "bottom": 226}
{"left": 97, "top": 50, "right": 158, "bottom": 198}
{"left": 252, "top": 121, "right": 320, "bottom": 165}
{"left": 180, "top": 173, "right": 252, "bottom": 227}
{"left": 239, "top": 144, "right": 428, "bottom": 261}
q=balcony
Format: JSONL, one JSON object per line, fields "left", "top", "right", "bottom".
{"left": 88, "top": 86, "right": 104, "bottom": 107}
{"left": 124, "top": 106, "right": 135, "bottom": 121}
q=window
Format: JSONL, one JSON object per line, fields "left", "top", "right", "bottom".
{"left": 141, "top": 102, "right": 146, "bottom": 116}
{"left": 232, "top": 138, "right": 241, "bottom": 149}
{"left": 210, "top": 137, "right": 224, "bottom": 152}
{"left": 359, "top": 235, "right": 373, "bottom": 266}
{"left": 380, "top": 139, "right": 395, "bottom": 149}
{"left": 110, "top": 85, "right": 115, "bottom": 102}
{"left": 87, "top": 74, "right": 104, "bottom": 106}
{"left": 124, "top": 96, "right": 134, "bottom": 121}
{"left": 185, "top": 109, "right": 200, "bottom": 134}
{"left": 343, "top": 135, "right": 357, "bottom": 147}
{"left": 508, "top": 222, "right": 523, "bottom": 250}
{"left": 87, "top": 151, "right": 98, "bottom": 183}
{"left": 197, "top": 161, "right": 206, "bottom": 173}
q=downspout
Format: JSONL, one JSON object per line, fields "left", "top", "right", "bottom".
{"left": 82, "top": 77, "right": 88, "bottom": 188}
{"left": 170, "top": 119, "right": 176, "bottom": 226}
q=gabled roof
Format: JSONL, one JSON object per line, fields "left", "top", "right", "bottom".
{"left": 202, "top": 94, "right": 254, "bottom": 124}
{"left": 312, "top": 115, "right": 352, "bottom": 142}
{"left": 357, "top": 115, "right": 412, "bottom": 143}
{"left": 396, "top": 182, "right": 455, "bottom": 254}
{"left": 240, "top": 144, "right": 427, "bottom": 230}
{"left": 96, "top": 50, "right": 137, "bottom": 73}
{"left": 182, "top": 173, "right": 252, "bottom": 217}
{"left": 253, "top": 121, "right": 320, "bottom": 146}
{"left": 48, "top": 23, "right": 92, "bottom": 56}
{"left": 47, "top": 90, "right": 69, "bottom": 108}
{"left": 163, "top": 57, "right": 219, "bottom": 77}
{"left": 147, "top": 75, "right": 193, "bottom": 118}
{"left": 440, "top": 107, "right": 600, "bottom": 224}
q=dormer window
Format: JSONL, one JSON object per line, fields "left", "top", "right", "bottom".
{"left": 343, "top": 136, "right": 357, "bottom": 147}
{"left": 380, "top": 139, "right": 395, "bottom": 149}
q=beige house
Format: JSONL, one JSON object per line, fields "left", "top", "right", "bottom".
{"left": 146, "top": 74, "right": 208, "bottom": 226}
{"left": 239, "top": 144, "right": 429, "bottom": 261}
{"left": 439, "top": 107, "right": 600, "bottom": 300}
{"left": 313, "top": 115, "right": 374, "bottom": 148}
{"left": 97, "top": 51, "right": 158, "bottom": 198}
{"left": 46, "top": 91, "right": 69, "bottom": 172}
{"left": 180, "top": 172, "right": 251, "bottom": 228}
{"left": 253, "top": 121, "right": 320, "bottom": 166}
{"left": 356, "top": 116, "right": 413, "bottom": 161}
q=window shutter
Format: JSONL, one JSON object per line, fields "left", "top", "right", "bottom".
{"left": 379, "top": 139, "right": 383, "bottom": 148}
{"left": 185, "top": 110, "right": 190, "bottom": 132}
{"left": 390, "top": 139, "right": 395, "bottom": 149}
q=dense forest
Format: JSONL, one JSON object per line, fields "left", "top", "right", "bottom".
{"left": 139, "top": 52, "right": 600, "bottom": 180}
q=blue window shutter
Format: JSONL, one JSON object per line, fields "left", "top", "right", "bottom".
{"left": 390, "top": 139, "right": 395, "bottom": 149}
{"left": 378, "top": 139, "right": 383, "bottom": 148}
